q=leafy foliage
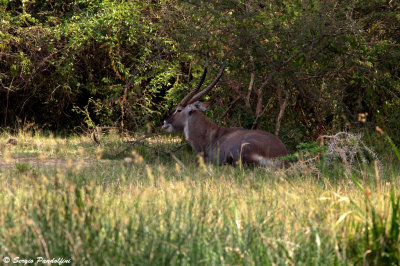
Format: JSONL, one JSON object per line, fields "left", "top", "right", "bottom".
{"left": 1, "top": 0, "right": 181, "bottom": 130}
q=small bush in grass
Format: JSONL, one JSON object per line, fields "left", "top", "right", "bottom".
{"left": 15, "top": 163, "right": 32, "bottom": 173}
{"left": 282, "top": 142, "right": 327, "bottom": 177}
{"left": 282, "top": 142, "right": 327, "bottom": 163}
{"left": 284, "top": 132, "right": 381, "bottom": 176}
{"left": 321, "top": 132, "right": 380, "bottom": 171}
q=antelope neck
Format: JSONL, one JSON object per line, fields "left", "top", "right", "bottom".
{"left": 186, "top": 111, "right": 223, "bottom": 149}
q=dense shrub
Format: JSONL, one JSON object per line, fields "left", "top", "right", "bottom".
{"left": 0, "top": 0, "right": 182, "bottom": 130}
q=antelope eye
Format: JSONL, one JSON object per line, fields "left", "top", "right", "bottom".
{"left": 177, "top": 109, "right": 182, "bottom": 113}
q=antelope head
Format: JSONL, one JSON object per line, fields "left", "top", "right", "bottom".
{"left": 162, "top": 61, "right": 225, "bottom": 133}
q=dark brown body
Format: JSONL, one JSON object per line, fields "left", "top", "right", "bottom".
{"left": 184, "top": 110, "right": 287, "bottom": 165}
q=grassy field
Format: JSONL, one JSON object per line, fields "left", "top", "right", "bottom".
{"left": 0, "top": 131, "right": 399, "bottom": 265}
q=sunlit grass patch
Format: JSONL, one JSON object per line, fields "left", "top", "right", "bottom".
{"left": 1, "top": 132, "right": 93, "bottom": 159}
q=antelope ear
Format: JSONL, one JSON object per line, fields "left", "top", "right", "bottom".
{"left": 196, "top": 101, "right": 211, "bottom": 111}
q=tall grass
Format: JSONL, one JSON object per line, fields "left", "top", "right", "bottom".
{"left": 347, "top": 130, "right": 400, "bottom": 265}
{"left": 0, "top": 131, "right": 399, "bottom": 265}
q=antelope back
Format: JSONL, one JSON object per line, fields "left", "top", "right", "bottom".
{"left": 211, "top": 130, "right": 288, "bottom": 165}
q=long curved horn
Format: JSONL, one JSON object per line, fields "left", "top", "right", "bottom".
{"left": 188, "top": 60, "right": 226, "bottom": 104}
{"left": 179, "top": 60, "right": 208, "bottom": 106}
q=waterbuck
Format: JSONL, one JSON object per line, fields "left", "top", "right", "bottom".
{"left": 162, "top": 61, "right": 288, "bottom": 166}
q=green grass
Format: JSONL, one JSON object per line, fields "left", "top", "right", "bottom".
{"left": 0, "top": 131, "right": 399, "bottom": 265}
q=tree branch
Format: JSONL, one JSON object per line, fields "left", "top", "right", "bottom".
{"left": 251, "top": 75, "right": 272, "bottom": 129}
{"left": 220, "top": 95, "right": 241, "bottom": 119}
{"left": 245, "top": 72, "right": 255, "bottom": 108}
{"left": 275, "top": 91, "right": 289, "bottom": 136}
